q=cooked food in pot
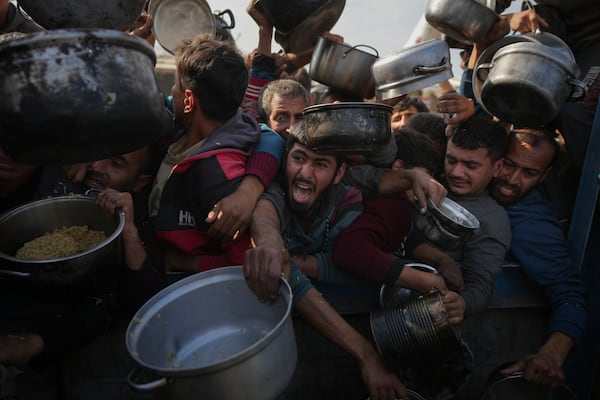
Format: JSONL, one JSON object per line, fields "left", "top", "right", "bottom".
{"left": 15, "top": 225, "right": 107, "bottom": 260}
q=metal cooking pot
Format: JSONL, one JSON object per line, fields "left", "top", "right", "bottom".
{"left": 372, "top": 39, "right": 453, "bottom": 102}
{"left": 481, "top": 370, "right": 577, "bottom": 400}
{"left": 413, "top": 197, "right": 480, "bottom": 251}
{"left": 425, "top": 0, "right": 499, "bottom": 44}
{"left": 260, "top": 0, "right": 346, "bottom": 53}
{"left": 17, "top": 0, "right": 147, "bottom": 30}
{"left": 379, "top": 263, "right": 438, "bottom": 308}
{"left": 126, "top": 266, "right": 296, "bottom": 400}
{"left": 214, "top": 9, "right": 235, "bottom": 41}
{"left": 0, "top": 29, "right": 168, "bottom": 164}
{"left": 302, "top": 102, "right": 392, "bottom": 154}
{"left": 0, "top": 196, "right": 124, "bottom": 287}
{"left": 475, "top": 39, "right": 586, "bottom": 125}
{"left": 149, "top": 0, "right": 216, "bottom": 55}
{"left": 310, "top": 36, "right": 378, "bottom": 99}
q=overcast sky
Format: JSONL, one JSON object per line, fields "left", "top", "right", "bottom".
{"left": 206, "top": 0, "right": 521, "bottom": 79}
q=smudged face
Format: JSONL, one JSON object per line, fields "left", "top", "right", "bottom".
{"left": 444, "top": 139, "right": 501, "bottom": 196}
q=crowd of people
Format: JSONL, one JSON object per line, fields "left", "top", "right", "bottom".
{"left": 1, "top": 0, "right": 599, "bottom": 399}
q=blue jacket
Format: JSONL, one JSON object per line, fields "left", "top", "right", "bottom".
{"left": 506, "top": 188, "right": 588, "bottom": 347}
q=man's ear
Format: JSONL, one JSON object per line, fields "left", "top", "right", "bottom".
{"left": 492, "top": 157, "right": 504, "bottom": 178}
{"left": 132, "top": 173, "right": 153, "bottom": 193}
{"left": 184, "top": 89, "right": 195, "bottom": 113}
{"left": 333, "top": 162, "right": 347, "bottom": 185}
{"left": 391, "top": 159, "right": 404, "bottom": 171}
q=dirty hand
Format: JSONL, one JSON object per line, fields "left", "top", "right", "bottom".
{"left": 62, "top": 163, "right": 90, "bottom": 183}
{"left": 244, "top": 246, "right": 290, "bottom": 304}
{"left": 246, "top": 0, "right": 272, "bottom": 29}
{"left": 506, "top": 8, "right": 549, "bottom": 34}
{"left": 361, "top": 351, "right": 406, "bottom": 400}
{"left": 436, "top": 92, "right": 475, "bottom": 137}
{"left": 436, "top": 261, "right": 464, "bottom": 291}
{"left": 407, "top": 168, "right": 447, "bottom": 213}
{"left": 96, "top": 189, "right": 134, "bottom": 226}
{"left": 441, "top": 291, "right": 466, "bottom": 325}
{"left": 206, "top": 193, "right": 253, "bottom": 242}
{"left": 500, "top": 353, "right": 564, "bottom": 388}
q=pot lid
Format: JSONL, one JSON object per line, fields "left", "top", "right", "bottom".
{"left": 149, "top": 0, "right": 216, "bottom": 55}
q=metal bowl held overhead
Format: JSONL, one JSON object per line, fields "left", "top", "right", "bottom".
{"left": 256, "top": 0, "right": 346, "bottom": 54}
{"left": 126, "top": 266, "right": 296, "bottom": 400}
{"left": 425, "top": 0, "right": 499, "bottom": 45}
{"left": 303, "top": 102, "right": 392, "bottom": 154}
{"left": 0, "top": 196, "right": 124, "bottom": 288}
{"left": 310, "top": 36, "right": 379, "bottom": 99}
{"left": 372, "top": 39, "right": 453, "bottom": 102}
{"left": 474, "top": 37, "right": 586, "bottom": 125}
{"left": 149, "top": 0, "right": 216, "bottom": 54}
{"left": 413, "top": 197, "right": 480, "bottom": 251}
{"left": 0, "top": 29, "right": 168, "bottom": 164}
{"left": 17, "top": 0, "right": 147, "bottom": 30}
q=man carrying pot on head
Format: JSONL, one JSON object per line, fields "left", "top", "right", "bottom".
{"left": 243, "top": 120, "right": 407, "bottom": 399}
{"left": 487, "top": 128, "right": 588, "bottom": 390}
{"left": 405, "top": 116, "right": 512, "bottom": 324}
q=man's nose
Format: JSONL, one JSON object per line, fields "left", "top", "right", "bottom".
{"left": 89, "top": 159, "right": 110, "bottom": 172}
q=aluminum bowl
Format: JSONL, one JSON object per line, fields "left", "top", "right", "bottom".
{"left": 0, "top": 196, "right": 124, "bottom": 287}
{"left": 413, "top": 197, "right": 480, "bottom": 250}
{"left": 482, "top": 371, "right": 577, "bottom": 400}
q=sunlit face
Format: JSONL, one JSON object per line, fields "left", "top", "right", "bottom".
{"left": 268, "top": 94, "right": 307, "bottom": 137}
{"left": 444, "top": 139, "right": 502, "bottom": 196}
{"left": 391, "top": 106, "right": 419, "bottom": 132}
{"left": 285, "top": 143, "right": 345, "bottom": 214}
{"left": 84, "top": 147, "right": 150, "bottom": 193}
{"left": 490, "top": 134, "right": 553, "bottom": 205}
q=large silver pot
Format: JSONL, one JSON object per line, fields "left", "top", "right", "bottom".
{"left": 425, "top": 0, "right": 499, "bottom": 44}
{"left": 310, "top": 36, "right": 378, "bottom": 99}
{"left": 148, "top": 0, "right": 216, "bottom": 55}
{"left": 474, "top": 39, "right": 586, "bottom": 125}
{"left": 126, "top": 266, "right": 297, "bottom": 400}
{"left": 0, "top": 196, "right": 125, "bottom": 287}
{"left": 372, "top": 39, "right": 453, "bottom": 102}
{"left": 303, "top": 102, "right": 392, "bottom": 154}
{"left": 481, "top": 370, "right": 577, "bottom": 400}
{"left": 0, "top": 29, "right": 167, "bottom": 164}
{"left": 17, "top": 0, "right": 146, "bottom": 30}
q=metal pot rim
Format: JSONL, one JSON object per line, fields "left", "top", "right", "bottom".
{"left": 0, "top": 28, "right": 156, "bottom": 64}
{"left": 303, "top": 102, "right": 392, "bottom": 114}
{"left": 0, "top": 196, "right": 125, "bottom": 264}
{"left": 126, "top": 266, "right": 294, "bottom": 375}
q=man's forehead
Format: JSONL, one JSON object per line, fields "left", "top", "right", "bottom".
{"left": 446, "top": 141, "right": 491, "bottom": 161}
{"left": 290, "top": 143, "right": 335, "bottom": 162}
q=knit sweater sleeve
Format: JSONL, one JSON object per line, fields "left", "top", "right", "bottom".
{"left": 246, "top": 126, "right": 285, "bottom": 188}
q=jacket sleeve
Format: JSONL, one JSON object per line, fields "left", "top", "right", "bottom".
{"left": 246, "top": 126, "right": 285, "bottom": 188}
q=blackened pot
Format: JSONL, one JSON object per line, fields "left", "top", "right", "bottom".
{"left": 0, "top": 29, "right": 168, "bottom": 164}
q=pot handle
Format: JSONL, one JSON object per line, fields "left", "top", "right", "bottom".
{"left": 413, "top": 57, "right": 450, "bottom": 75}
{"left": 475, "top": 62, "right": 493, "bottom": 82}
{"left": 343, "top": 45, "right": 379, "bottom": 58}
{"left": 567, "top": 77, "right": 587, "bottom": 100}
{"left": 216, "top": 9, "right": 235, "bottom": 29}
{"left": 0, "top": 269, "right": 30, "bottom": 278}
{"left": 127, "top": 366, "right": 170, "bottom": 391}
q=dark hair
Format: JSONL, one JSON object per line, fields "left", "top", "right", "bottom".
{"left": 392, "top": 96, "right": 429, "bottom": 113}
{"left": 175, "top": 34, "right": 248, "bottom": 121}
{"left": 258, "top": 79, "right": 310, "bottom": 122}
{"left": 449, "top": 116, "right": 508, "bottom": 161}
{"left": 406, "top": 112, "right": 447, "bottom": 151}
{"left": 394, "top": 127, "right": 443, "bottom": 178}
{"left": 286, "top": 120, "right": 345, "bottom": 167}
{"left": 510, "top": 128, "right": 560, "bottom": 168}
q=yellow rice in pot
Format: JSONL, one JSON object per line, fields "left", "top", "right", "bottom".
{"left": 15, "top": 225, "right": 107, "bottom": 260}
